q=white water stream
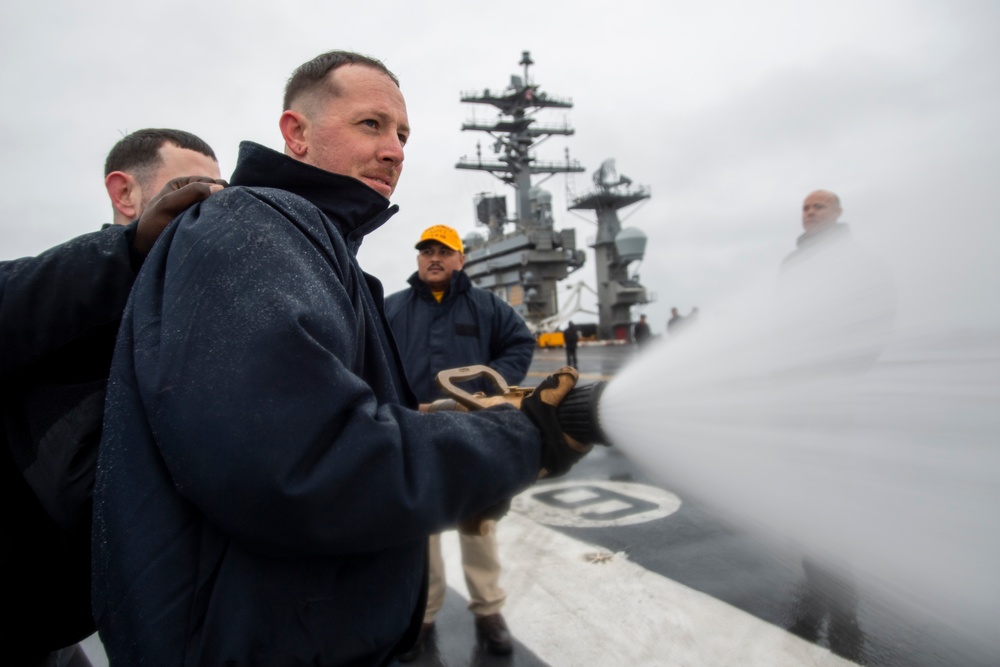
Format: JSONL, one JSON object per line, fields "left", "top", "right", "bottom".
{"left": 598, "top": 228, "right": 999, "bottom": 659}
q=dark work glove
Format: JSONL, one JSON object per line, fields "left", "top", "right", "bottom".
{"left": 520, "top": 366, "right": 594, "bottom": 478}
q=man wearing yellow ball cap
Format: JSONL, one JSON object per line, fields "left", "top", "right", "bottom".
{"left": 386, "top": 224, "right": 535, "bottom": 659}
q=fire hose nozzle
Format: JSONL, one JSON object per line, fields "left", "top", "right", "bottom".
{"left": 434, "top": 365, "right": 610, "bottom": 535}
{"left": 434, "top": 365, "right": 611, "bottom": 447}
{"left": 553, "top": 379, "right": 610, "bottom": 447}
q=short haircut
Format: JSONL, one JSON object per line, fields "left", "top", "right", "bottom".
{"left": 283, "top": 50, "right": 399, "bottom": 112}
{"left": 104, "top": 129, "right": 217, "bottom": 187}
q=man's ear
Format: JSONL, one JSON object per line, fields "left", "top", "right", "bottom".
{"left": 279, "top": 110, "right": 309, "bottom": 158}
{"left": 105, "top": 171, "right": 140, "bottom": 223}
{"left": 458, "top": 252, "right": 466, "bottom": 270}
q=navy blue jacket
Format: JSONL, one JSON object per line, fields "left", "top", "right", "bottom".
{"left": 385, "top": 271, "right": 534, "bottom": 402}
{"left": 93, "top": 142, "right": 543, "bottom": 666}
{"left": 2, "top": 221, "right": 141, "bottom": 659}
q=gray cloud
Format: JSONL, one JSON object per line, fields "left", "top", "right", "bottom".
{"left": 2, "top": 0, "right": 996, "bottom": 331}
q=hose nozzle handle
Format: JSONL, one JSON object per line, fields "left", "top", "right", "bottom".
{"left": 434, "top": 365, "right": 611, "bottom": 446}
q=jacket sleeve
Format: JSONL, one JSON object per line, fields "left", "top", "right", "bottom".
{"left": 128, "top": 192, "right": 541, "bottom": 555}
{"left": 0, "top": 223, "right": 138, "bottom": 379}
{"left": 486, "top": 294, "right": 536, "bottom": 386}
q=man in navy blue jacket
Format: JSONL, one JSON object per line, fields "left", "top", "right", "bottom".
{"left": 2, "top": 129, "right": 220, "bottom": 667}
{"left": 93, "top": 51, "right": 588, "bottom": 666}
{"left": 385, "top": 224, "right": 535, "bottom": 659}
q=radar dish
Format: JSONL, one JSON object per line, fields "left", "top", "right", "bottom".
{"left": 594, "top": 159, "right": 618, "bottom": 187}
{"left": 594, "top": 159, "right": 632, "bottom": 189}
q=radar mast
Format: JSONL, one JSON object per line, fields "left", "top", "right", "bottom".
{"left": 569, "top": 159, "right": 654, "bottom": 341}
{"left": 456, "top": 51, "right": 586, "bottom": 326}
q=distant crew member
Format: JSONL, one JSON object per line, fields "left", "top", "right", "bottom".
{"left": 780, "top": 188, "right": 895, "bottom": 663}
{"left": 564, "top": 321, "right": 579, "bottom": 368}
{"left": 667, "top": 307, "right": 684, "bottom": 335}
{"left": 634, "top": 314, "right": 651, "bottom": 345}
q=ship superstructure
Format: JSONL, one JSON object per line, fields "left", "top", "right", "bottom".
{"left": 456, "top": 51, "right": 586, "bottom": 327}
{"left": 569, "top": 160, "right": 653, "bottom": 340}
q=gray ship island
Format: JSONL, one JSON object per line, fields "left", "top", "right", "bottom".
{"left": 456, "top": 51, "right": 654, "bottom": 343}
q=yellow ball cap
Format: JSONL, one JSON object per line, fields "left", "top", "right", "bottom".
{"left": 415, "top": 225, "right": 463, "bottom": 253}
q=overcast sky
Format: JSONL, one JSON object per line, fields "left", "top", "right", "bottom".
{"left": 2, "top": 0, "right": 997, "bottom": 332}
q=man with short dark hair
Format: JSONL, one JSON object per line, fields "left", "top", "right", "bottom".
{"left": 2, "top": 125, "right": 221, "bottom": 665}
{"left": 386, "top": 224, "right": 535, "bottom": 659}
{"left": 103, "top": 128, "right": 220, "bottom": 228}
{"left": 93, "top": 50, "right": 588, "bottom": 665}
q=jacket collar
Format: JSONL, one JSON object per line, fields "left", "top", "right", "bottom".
{"left": 229, "top": 141, "right": 398, "bottom": 251}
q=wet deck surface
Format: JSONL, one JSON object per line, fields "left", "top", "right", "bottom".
{"left": 80, "top": 344, "right": 991, "bottom": 666}
{"left": 397, "top": 344, "right": 991, "bottom": 667}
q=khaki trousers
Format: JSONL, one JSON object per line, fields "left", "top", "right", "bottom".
{"left": 423, "top": 520, "right": 506, "bottom": 622}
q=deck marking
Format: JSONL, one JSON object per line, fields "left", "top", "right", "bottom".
{"left": 440, "top": 509, "right": 858, "bottom": 666}
{"left": 512, "top": 480, "right": 681, "bottom": 528}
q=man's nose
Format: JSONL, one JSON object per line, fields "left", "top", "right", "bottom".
{"left": 379, "top": 134, "right": 405, "bottom": 164}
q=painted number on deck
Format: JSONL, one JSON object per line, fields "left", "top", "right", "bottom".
{"left": 513, "top": 480, "right": 682, "bottom": 528}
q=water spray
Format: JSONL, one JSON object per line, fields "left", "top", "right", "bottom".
{"left": 437, "top": 226, "right": 1000, "bottom": 662}
{"left": 595, "top": 234, "right": 997, "bottom": 663}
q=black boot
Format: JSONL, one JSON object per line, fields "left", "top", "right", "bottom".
{"left": 475, "top": 613, "right": 513, "bottom": 656}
